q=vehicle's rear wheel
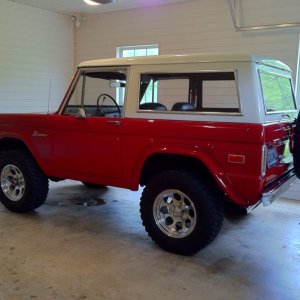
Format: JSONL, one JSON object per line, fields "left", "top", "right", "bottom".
{"left": 82, "top": 182, "right": 107, "bottom": 189}
{"left": 0, "top": 151, "right": 49, "bottom": 212}
{"left": 140, "top": 170, "right": 223, "bottom": 255}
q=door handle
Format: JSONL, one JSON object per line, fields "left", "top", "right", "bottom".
{"left": 107, "top": 120, "right": 122, "bottom": 126}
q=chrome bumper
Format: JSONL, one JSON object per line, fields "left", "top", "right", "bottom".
{"left": 261, "top": 173, "right": 298, "bottom": 206}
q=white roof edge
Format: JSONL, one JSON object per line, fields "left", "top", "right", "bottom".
{"left": 78, "top": 53, "right": 291, "bottom": 71}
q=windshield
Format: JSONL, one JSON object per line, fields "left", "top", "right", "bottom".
{"left": 259, "top": 71, "right": 296, "bottom": 113}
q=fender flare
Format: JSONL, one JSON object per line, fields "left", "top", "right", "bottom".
{"left": 130, "top": 143, "right": 245, "bottom": 205}
{"left": 0, "top": 131, "right": 49, "bottom": 175}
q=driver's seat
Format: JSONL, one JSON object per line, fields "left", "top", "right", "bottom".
{"left": 139, "top": 102, "right": 167, "bottom": 111}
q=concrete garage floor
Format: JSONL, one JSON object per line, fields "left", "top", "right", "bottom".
{"left": 0, "top": 181, "right": 299, "bottom": 300}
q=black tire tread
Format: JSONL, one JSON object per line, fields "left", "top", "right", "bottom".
{"left": 140, "top": 169, "right": 223, "bottom": 255}
{"left": 0, "top": 150, "right": 49, "bottom": 212}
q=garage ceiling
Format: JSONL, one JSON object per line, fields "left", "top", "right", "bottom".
{"left": 9, "top": 0, "right": 192, "bottom": 15}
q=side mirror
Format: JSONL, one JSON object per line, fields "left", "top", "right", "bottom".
{"left": 77, "top": 107, "right": 86, "bottom": 119}
{"left": 109, "top": 81, "right": 126, "bottom": 88}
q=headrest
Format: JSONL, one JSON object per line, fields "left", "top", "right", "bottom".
{"left": 171, "top": 102, "right": 196, "bottom": 111}
{"left": 139, "top": 102, "right": 167, "bottom": 111}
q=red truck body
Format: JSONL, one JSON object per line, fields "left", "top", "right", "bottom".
{"left": 0, "top": 114, "right": 294, "bottom": 206}
{"left": 0, "top": 54, "right": 297, "bottom": 254}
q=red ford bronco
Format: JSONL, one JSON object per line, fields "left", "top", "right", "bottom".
{"left": 0, "top": 54, "right": 298, "bottom": 255}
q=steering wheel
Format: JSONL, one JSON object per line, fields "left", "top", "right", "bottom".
{"left": 96, "top": 93, "right": 121, "bottom": 117}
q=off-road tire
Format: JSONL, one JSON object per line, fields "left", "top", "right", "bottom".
{"left": 140, "top": 170, "right": 223, "bottom": 255}
{"left": 0, "top": 151, "right": 49, "bottom": 213}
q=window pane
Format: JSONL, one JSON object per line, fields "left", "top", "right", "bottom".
{"left": 63, "top": 70, "right": 126, "bottom": 117}
{"left": 141, "top": 81, "right": 158, "bottom": 103}
{"left": 146, "top": 48, "right": 159, "bottom": 56}
{"left": 119, "top": 46, "right": 159, "bottom": 59}
{"left": 139, "top": 72, "right": 240, "bottom": 113}
{"left": 157, "top": 79, "right": 189, "bottom": 109}
{"left": 122, "top": 49, "right": 135, "bottom": 57}
{"left": 260, "top": 72, "right": 296, "bottom": 112}
{"left": 203, "top": 80, "right": 239, "bottom": 109}
{"left": 135, "top": 49, "right": 147, "bottom": 56}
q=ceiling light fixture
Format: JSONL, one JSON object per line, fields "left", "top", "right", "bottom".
{"left": 83, "top": 0, "right": 101, "bottom": 5}
{"left": 83, "top": 0, "right": 119, "bottom": 5}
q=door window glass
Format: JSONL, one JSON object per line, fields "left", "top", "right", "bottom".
{"left": 63, "top": 68, "right": 127, "bottom": 118}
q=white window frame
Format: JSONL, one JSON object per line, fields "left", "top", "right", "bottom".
{"left": 116, "top": 44, "right": 159, "bottom": 58}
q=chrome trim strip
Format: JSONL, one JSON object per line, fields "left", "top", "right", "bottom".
{"left": 261, "top": 144, "right": 267, "bottom": 176}
{"left": 261, "top": 174, "right": 298, "bottom": 206}
{"left": 136, "top": 110, "right": 242, "bottom": 116}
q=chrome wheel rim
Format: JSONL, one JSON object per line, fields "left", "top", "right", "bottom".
{"left": 1, "top": 164, "right": 25, "bottom": 201}
{"left": 153, "top": 189, "right": 197, "bottom": 238}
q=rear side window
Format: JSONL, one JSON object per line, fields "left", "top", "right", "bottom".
{"left": 138, "top": 71, "right": 240, "bottom": 114}
{"left": 259, "top": 71, "right": 296, "bottom": 113}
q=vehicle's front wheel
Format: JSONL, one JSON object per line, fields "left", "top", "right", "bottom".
{"left": 0, "top": 151, "right": 49, "bottom": 213}
{"left": 140, "top": 170, "right": 223, "bottom": 255}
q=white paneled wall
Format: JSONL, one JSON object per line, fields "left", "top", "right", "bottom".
{"left": 76, "top": 0, "right": 300, "bottom": 78}
{"left": 0, "top": 0, "right": 74, "bottom": 113}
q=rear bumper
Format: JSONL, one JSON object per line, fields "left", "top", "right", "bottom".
{"left": 261, "top": 170, "right": 298, "bottom": 206}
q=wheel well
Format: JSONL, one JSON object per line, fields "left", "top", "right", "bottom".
{"left": 0, "top": 138, "right": 49, "bottom": 179}
{"left": 140, "top": 154, "right": 217, "bottom": 188}
{"left": 0, "top": 138, "right": 30, "bottom": 153}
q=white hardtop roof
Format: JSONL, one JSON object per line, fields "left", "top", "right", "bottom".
{"left": 78, "top": 53, "right": 291, "bottom": 72}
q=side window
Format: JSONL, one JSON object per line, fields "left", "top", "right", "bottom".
{"left": 138, "top": 72, "right": 240, "bottom": 114}
{"left": 259, "top": 71, "right": 296, "bottom": 113}
{"left": 62, "top": 68, "right": 127, "bottom": 117}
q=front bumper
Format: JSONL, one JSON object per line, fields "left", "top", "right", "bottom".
{"left": 261, "top": 170, "right": 298, "bottom": 206}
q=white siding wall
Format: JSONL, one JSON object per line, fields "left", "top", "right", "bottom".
{"left": 0, "top": 0, "right": 74, "bottom": 113}
{"left": 76, "top": 0, "right": 300, "bottom": 76}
